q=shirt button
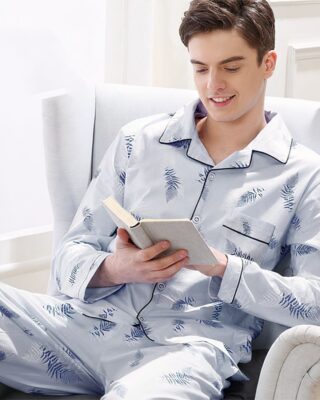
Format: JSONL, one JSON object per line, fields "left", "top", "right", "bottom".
{"left": 193, "top": 216, "right": 200, "bottom": 224}
{"left": 139, "top": 316, "right": 144, "bottom": 322}
{"left": 209, "top": 172, "right": 215, "bottom": 181}
{"left": 158, "top": 282, "right": 166, "bottom": 291}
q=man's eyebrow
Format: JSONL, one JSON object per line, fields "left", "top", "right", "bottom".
{"left": 190, "top": 56, "right": 245, "bottom": 65}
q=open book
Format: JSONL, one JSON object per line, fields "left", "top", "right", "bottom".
{"left": 102, "top": 196, "right": 217, "bottom": 265}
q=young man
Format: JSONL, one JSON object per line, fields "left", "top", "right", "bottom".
{"left": 1, "top": 0, "right": 320, "bottom": 399}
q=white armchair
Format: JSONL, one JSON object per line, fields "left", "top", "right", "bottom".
{"left": 2, "top": 83, "right": 320, "bottom": 399}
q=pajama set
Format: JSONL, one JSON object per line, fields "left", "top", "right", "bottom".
{"left": 1, "top": 99, "right": 320, "bottom": 399}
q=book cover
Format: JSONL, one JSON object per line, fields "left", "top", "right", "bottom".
{"left": 102, "top": 196, "right": 217, "bottom": 265}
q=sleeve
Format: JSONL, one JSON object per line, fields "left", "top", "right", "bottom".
{"left": 209, "top": 181, "right": 320, "bottom": 327}
{"left": 52, "top": 129, "right": 131, "bottom": 303}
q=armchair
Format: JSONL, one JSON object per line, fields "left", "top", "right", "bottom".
{"left": 2, "top": 83, "right": 320, "bottom": 399}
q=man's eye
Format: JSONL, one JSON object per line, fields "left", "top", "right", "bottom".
{"left": 196, "top": 69, "right": 208, "bottom": 74}
{"left": 225, "top": 67, "right": 240, "bottom": 72}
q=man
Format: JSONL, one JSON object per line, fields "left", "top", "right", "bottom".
{"left": 1, "top": 0, "right": 320, "bottom": 399}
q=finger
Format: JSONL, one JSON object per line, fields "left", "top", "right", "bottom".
{"left": 151, "top": 257, "right": 189, "bottom": 282}
{"left": 116, "top": 228, "right": 133, "bottom": 248}
{"left": 148, "top": 250, "right": 189, "bottom": 271}
{"left": 137, "top": 240, "right": 171, "bottom": 262}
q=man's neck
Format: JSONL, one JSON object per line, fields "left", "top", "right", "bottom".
{"left": 197, "top": 107, "right": 267, "bottom": 165}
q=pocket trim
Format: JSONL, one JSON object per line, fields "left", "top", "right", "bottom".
{"left": 222, "top": 224, "right": 270, "bottom": 245}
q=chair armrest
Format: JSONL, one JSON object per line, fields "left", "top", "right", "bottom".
{"left": 255, "top": 325, "right": 320, "bottom": 400}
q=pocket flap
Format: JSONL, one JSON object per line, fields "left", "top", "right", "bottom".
{"left": 223, "top": 212, "right": 275, "bottom": 245}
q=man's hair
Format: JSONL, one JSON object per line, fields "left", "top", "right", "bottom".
{"left": 179, "top": 0, "right": 275, "bottom": 64}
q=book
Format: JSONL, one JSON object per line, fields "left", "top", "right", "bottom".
{"left": 102, "top": 196, "right": 217, "bottom": 265}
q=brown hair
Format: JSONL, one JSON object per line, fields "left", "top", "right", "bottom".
{"left": 179, "top": 0, "right": 275, "bottom": 64}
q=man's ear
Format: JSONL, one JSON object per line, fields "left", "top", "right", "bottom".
{"left": 263, "top": 50, "right": 277, "bottom": 79}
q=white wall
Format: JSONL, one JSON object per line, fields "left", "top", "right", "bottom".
{"left": 0, "top": 0, "right": 107, "bottom": 236}
{"left": 268, "top": 0, "right": 320, "bottom": 100}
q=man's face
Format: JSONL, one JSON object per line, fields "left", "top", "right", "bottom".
{"left": 188, "top": 29, "right": 276, "bottom": 124}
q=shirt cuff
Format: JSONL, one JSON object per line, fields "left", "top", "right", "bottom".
{"left": 80, "top": 253, "right": 124, "bottom": 303}
{"left": 216, "top": 254, "right": 243, "bottom": 304}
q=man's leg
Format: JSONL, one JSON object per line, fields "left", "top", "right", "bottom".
{"left": 101, "top": 341, "right": 238, "bottom": 400}
{"left": 0, "top": 283, "right": 103, "bottom": 396}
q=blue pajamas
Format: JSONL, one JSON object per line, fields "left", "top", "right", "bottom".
{"left": 0, "top": 283, "right": 237, "bottom": 399}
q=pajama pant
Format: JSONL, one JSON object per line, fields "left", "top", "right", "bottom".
{"left": 0, "top": 283, "right": 237, "bottom": 399}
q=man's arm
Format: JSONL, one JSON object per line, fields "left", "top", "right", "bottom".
{"left": 206, "top": 182, "right": 320, "bottom": 327}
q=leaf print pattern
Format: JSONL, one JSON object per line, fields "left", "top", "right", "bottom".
{"left": 164, "top": 168, "right": 181, "bottom": 202}
{"left": 44, "top": 303, "right": 76, "bottom": 319}
{"left": 0, "top": 351, "right": 6, "bottom": 361}
{"left": 69, "top": 264, "right": 80, "bottom": 285}
{"left": 198, "top": 166, "right": 212, "bottom": 201}
{"left": 224, "top": 344, "right": 234, "bottom": 355}
{"left": 281, "top": 173, "right": 299, "bottom": 211}
{"left": 291, "top": 215, "right": 301, "bottom": 230}
{"left": 0, "top": 305, "right": 17, "bottom": 319}
{"left": 172, "top": 319, "right": 185, "bottom": 332}
{"left": 118, "top": 170, "right": 126, "bottom": 186}
{"left": 98, "top": 307, "right": 116, "bottom": 319}
{"left": 279, "top": 293, "right": 320, "bottom": 320}
{"left": 162, "top": 371, "right": 193, "bottom": 385}
{"left": 237, "top": 187, "right": 265, "bottom": 207}
{"left": 240, "top": 339, "right": 252, "bottom": 354}
{"left": 249, "top": 319, "right": 264, "bottom": 340}
{"left": 40, "top": 347, "right": 82, "bottom": 384}
{"left": 197, "top": 319, "right": 222, "bottom": 328}
{"left": 212, "top": 302, "right": 223, "bottom": 320}
{"left": 292, "top": 244, "right": 317, "bottom": 256}
{"left": 231, "top": 161, "right": 249, "bottom": 168}
{"left": 269, "top": 236, "right": 279, "bottom": 250}
{"left": 197, "top": 166, "right": 212, "bottom": 184}
{"left": 226, "top": 240, "right": 254, "bottom": 261}
{"left": 56, "top": 275, "right": 62, "bottom": 290}
{"left": 129, "top": 350, "right": 144, "bottom": 367}
{"left": 125, "top": 135, "right": 135, "bottom": 158}
{"left": 280, "top": 244, "right": 290, "bottom": 257}
{"left": 171, "top": 296, "right": 195, "bottom": 311}
{"left": 90, "top": 320, "right": 117, "bottom": 337}
{"left": 124, "top": 325, "right": 145, "bottom": 342}
{"left": 242, "top": 220, "right": 251, "bottom": 235}
{"left": 170, "top": 139, "right": 189, "bottom": 149}
{"left": 82, "top": 207, "right": 93, "bottom": 231}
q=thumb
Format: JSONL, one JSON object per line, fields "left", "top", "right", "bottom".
{"left": 116, "top": 228, "right": 132, "bottom": 248}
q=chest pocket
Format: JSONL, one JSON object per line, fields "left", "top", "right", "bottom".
{"left": 222, "top": 212, "right": 275, "bottom": 263}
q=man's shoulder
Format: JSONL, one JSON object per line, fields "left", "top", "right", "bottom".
{"left": 120, "top": 113, "right": 172, "bottom": 139}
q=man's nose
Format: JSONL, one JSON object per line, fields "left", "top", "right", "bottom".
{"left": 206, "top": 71, "right": 226, "bottom": 91}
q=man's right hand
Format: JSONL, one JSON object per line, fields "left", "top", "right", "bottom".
{"left": 89, "top": 228, "right": 189, "bottom": 287}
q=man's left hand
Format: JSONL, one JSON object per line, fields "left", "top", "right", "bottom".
{"left": 185, "top": 247, "right": 228, "bottom": 277}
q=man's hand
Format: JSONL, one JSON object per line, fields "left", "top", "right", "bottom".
{"left": 89, "top": 228, "right": 189, "bottom": 287}
{"left": 185, "top": 247, "right": 228, "bottom": 278}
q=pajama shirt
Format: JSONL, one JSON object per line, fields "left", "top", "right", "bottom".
{"left": 1, "top": 98, "right": 320, "bottom": 399}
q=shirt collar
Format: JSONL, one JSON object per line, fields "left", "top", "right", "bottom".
{"left": 160, "top": 98, "right": 293, "bottom": 168}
